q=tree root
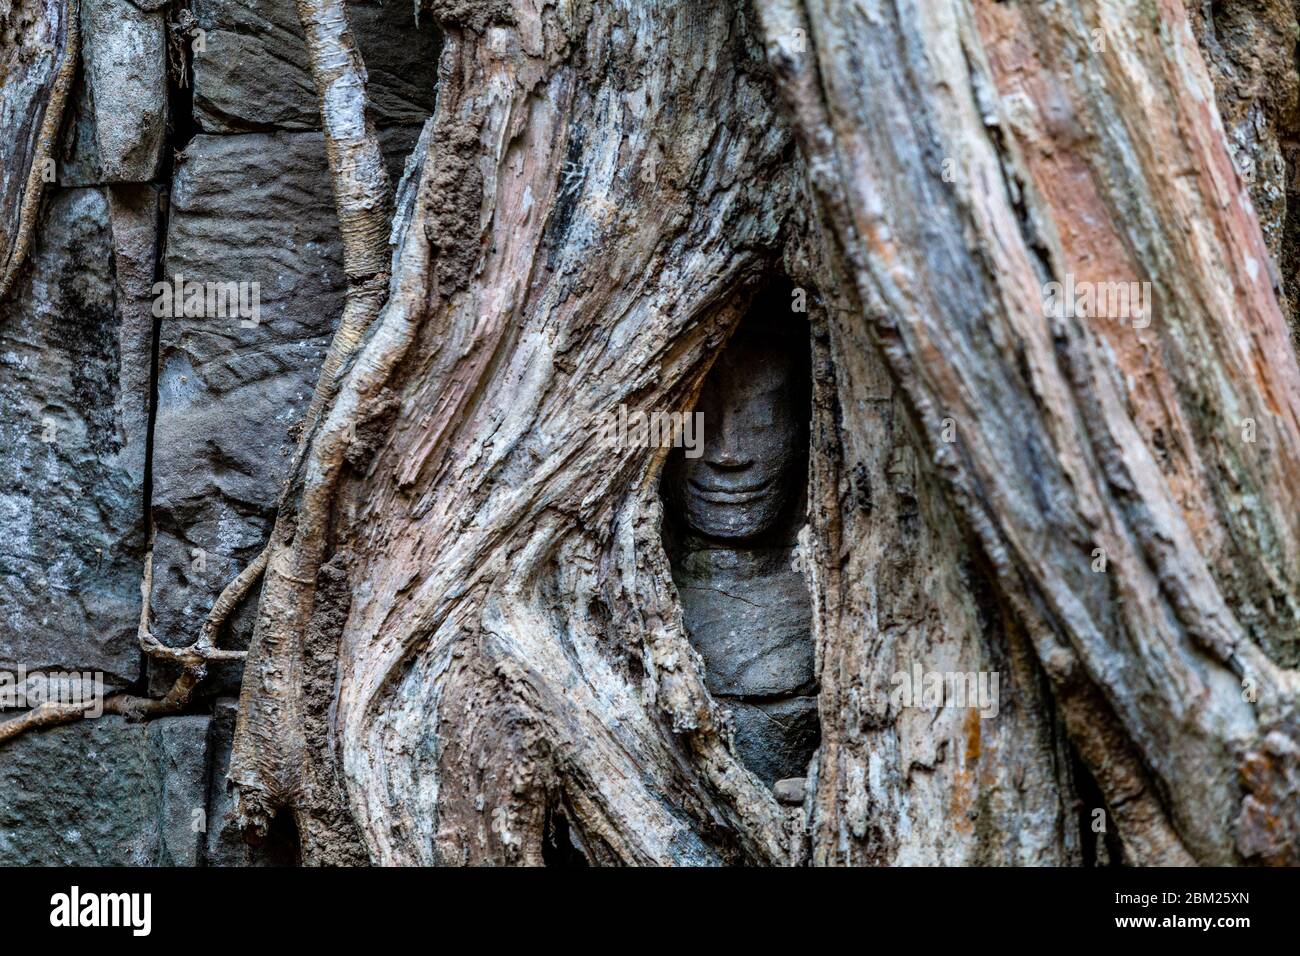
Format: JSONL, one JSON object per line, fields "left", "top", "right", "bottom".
{"left": 193, "top": 0, "right": 393, "bottom": 744}
{"left": 199, "top": 544, "right": 270, "bottom": 648}
{"left": 0, "top": 552, "right": 247, "bottom": 747}
{"left": 226, "top": 0, "right": 396, "bottom": 835}
{"left": 0, "top": 671, "right": 202, "bottom": 746}
{"left": 0, "top": 0, "right": 80, "bottom": 301}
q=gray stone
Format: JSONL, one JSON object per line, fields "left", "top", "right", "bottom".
{"left": 0, "top": 0, "right": 437, "bottom": 872}
{"left": 56, "top": 66, "right": 105, "bottom": 188}
{"left": 724, "top": 696, "right": 820, "bottom": 786}
{"left": 664, "top": 312, "right": 808, "bottom": 540}
{"left": 191, "top": 0, "right": 438, "bottom": 134}
{"left": 674, "top": 544, "right": 815, "bottom": 697}
{"left": 772, "top": 776, "right": 806, "bottom": 806}
{"left": 0, "top": 715, "right": 210, "bottom": 865}
{"left": 149, "top": 716, "right": 213, "bottom": 864}
{"left": 149, "top": 131, "right": 343, "bottom": 679}
{"left": 107, "top": 184, "right": 161, "bottom": 297}
{"left": 83, "top": 0, "right": 167, "bottom": 182}
{"left": 664, "top": 297, "right": 818, "bottom": 784}
{"left": 0, "top": 188, "right": 147, "bottom": 686}
{"left": 107, "top": 183, "right": 161, "bottom": 489}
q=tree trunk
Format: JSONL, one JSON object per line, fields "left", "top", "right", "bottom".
{"left": 216, "top": 0, "right": 1300, "bottom": 867}
{"left": 756, "top": 0, "right": 1300, "bottom": 866}
{"left": 231, "top": 0, "right": 802, "bottom": 865}
{"left": 4, "top": 0, "right": 1299, "bottom": 868}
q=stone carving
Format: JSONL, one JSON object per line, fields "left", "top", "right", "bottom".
{"left": 663, "top": 302, "right": 818, "bottom": 785}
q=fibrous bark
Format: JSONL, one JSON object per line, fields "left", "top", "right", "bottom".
{"left": 205, "top": 0, "right": 1300, "bottom": 868}
{"left": 789, "top": 229, "right": 1084, "bottom": 865}
{"left": 225, "top": 0, "right": 394, "bottom": 859}
{"left": 756, "top": 0, "right": 1300, "bottom": 864}
{"left": 232, "top": 0, "right": 803, "bottom": 864}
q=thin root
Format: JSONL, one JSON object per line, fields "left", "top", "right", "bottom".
{"left": 0, "top": 548, "right": 262, "bottom": 748}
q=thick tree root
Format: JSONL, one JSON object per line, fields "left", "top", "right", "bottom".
{"left": 227, "top": 0, "right": 394, "bottom": 839}
{"left": 0, "top": 671, "right": 202, "bottom": 746}
{"left": 0, "top": 0, "right": 80, "bottom": 301}
{"left": 199, "top": 544, "right": 270, "bottom": 648}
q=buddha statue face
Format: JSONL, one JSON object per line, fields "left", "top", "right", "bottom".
{"left": 666, "top": 315, "right": 807, "bottom": 540}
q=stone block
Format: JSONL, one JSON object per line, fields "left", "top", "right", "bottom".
{"left": 0, "top": 715, "right": 210, "bottom": 865}
{"left": 0, "top": 188, "right": 147, "bottom": 686}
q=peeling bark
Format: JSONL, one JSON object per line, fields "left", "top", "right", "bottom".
{"left": 232, "top": 0, "right": 802, "bottom": 864}
{"left": 226, "top": 0, "right": 394, "bottom": 857}
{"left": 790, "top": 228, "right": 1083, "bottom": 865}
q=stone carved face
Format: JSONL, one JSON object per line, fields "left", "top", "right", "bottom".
{"left": 667, "top": 316, "right": 807, "bottom": 540}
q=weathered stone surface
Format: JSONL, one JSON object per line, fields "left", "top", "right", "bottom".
{"left": 205, "top": 698, "right": 297, "bottom": 865}
{"left": 107, "top": 183, "right": 160, "bottom": 489}
{"left": 671, "top": 513, "right": 822, "bottom": 788}
{"left": 664, "top": 301, "right": 819, "bottom": 785}
{"left": 150, "top": 716, "right": 213, "bottom": 864}
{"left": 672, "top": 542, "right": 815, "bottom": 698}
{"left": 0, "top": 0, "right": 435, "bottom": 871}
{"left": 0, "top": 188, "right": 146, "bottom": 686}
{"left": 83, "top": 0, "right": 167, "bottom": 182}
{"left": 191, "top": 0, "right": 438, "bottom": 134}
{"left": 149, "top": 131, "right": 344, "bottom": 676}
{"left": 0, "top": 715, "right": 209, "bottom": 865}
{"left": 56, "top": 67, "right": 105, "bottom": 189}
{"left": 664, "top": 310, "right": 809, "bottom": 540}
{"left": 724, "top": 696, "right": 819, "bottom": 786}
{"left": 58, "top": 1, "right": 163, "bottom": 191}
{"left": 148, "top": 127, "right": 419, "bottom": 688}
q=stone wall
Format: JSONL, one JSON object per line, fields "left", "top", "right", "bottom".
{"left": 0, "top": 0, "right": 436, "bottom": 865}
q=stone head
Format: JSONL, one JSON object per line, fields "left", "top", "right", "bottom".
{"left": 666, "top": 306, "right": 808, "bottom": 540}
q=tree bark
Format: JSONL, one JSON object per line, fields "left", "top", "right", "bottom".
{"left": 0, "top": 0, "right": 78, "bottom": 299}
{"left": 216, "top": 0, "right": 1300, "bottom": 866}
{"left": 231, "top": 0, "right": 810, "bottom": 866}
{"left": 755, "top": 0, "right": 1300, "bottom": 865}
{"left": 5, "top": 0, "right": 1295, "bottom": 867}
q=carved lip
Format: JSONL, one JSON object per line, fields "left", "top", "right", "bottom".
{"left": 688, "top": 477, "right": 770, "bottom": 504}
